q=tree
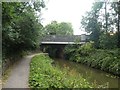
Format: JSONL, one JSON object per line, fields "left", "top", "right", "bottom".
{"left": 99, "top": 33, "right": 117, "bottom": 49}
{"left": 44, "top": 21, "right": 58, "bottom": 35}
{"left": 118, "top": 1, "right": 120, "bottom": 48}
{"left": 81, "top": 1, "right": 118, "bottom": 49}
{"left": 2, "top": 1, "right": 45, "bottom": 58}
{"left": 44, "top": 21, "right": 73, "bottom": 35}
{"left": 57, "top": 22, "right": 73, "bottom": 35}
{"left": 81, "top": 2, "right": 103, "bottom": 48}
{"left": 112, "top": 1, "right": 120, "bottom": 48}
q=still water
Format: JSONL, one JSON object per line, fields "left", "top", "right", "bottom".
{"left": 54, "top": 59, "right": 119, "bottom": 88}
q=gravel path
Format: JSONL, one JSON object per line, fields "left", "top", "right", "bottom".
{"left": 3, "top": 53, "right": 39, "bottom": 88}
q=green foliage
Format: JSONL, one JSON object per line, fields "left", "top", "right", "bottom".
{"left": 81, "top": 2, "right": 119, "bottom": 49}
{"left": 29, "top": 54, "right": 92, "bottom": 88}
{"left": 81, "top": 2, "right": 103, "bottom": 48}
{"left": 2, "top": 2, "right": 45, "bottom": 59}
{"left": 77, "top": 42, "right": 95, "bottom": 56}
{"left": 64, "top": 42, "right": 94, "bottom": 60}
{"left": 99, "top": 33, "right": 117, "bottom": 49}
{"left": 64, "top": 44, "right": 78, "bottom": 60}
{"left": 65, "top": 44, "right": 120, "bottom": 76}
{"left": 44, "top": 21, "right": 73, "bottom": 35}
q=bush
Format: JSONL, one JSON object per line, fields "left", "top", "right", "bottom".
{"left": 64, "top": 42, "right": 94, "bottom": 60}
{"left": 78, "top": 41, "right": 95, "bottom": 56}
{"left": 84, "top": 49, "right": 119, "bottom": 75}
{"left": 29, "top": 54, "right": 92, "bottom": 88}
{"left": 64, "top": 44, "right": 77, "bottom": 60}
{"left": 64, "top": 43, "right": 120, "bottom": 76}
{"left": 99, "top": 33, "right": 117, "bottom": 49}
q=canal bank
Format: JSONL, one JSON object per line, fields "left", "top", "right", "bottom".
{"left": 29, "top": 54, "right": 93, "bottom": 88}
{"left": 54, "top": 58, "right": 120, "bottom": 88}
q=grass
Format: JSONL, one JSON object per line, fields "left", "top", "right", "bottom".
{"left": 29, "top": 54, "right": 93, "bottom": 88}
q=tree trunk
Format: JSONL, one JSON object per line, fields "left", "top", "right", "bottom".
{"left": 118, "top": 1, "right": 120, "bottom": 48}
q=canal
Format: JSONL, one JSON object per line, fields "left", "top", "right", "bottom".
{"left": 54, "top": 59, "right": 120, "bottom": 88}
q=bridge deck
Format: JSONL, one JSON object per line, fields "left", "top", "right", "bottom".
{"left": 40, "top": 35, "right": 89, "bottom": 45}
{"left": 41, "top": 41, "right": 86, "bottom": 44}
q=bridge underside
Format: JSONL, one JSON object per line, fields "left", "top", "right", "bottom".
{"left": 40, "top": 44, "right": 66, "bottom": 59}
{"left": 40, "top": 42, "right": 85, "bottom": 59}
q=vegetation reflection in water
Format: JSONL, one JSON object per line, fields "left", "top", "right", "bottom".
{"left": 54, "top": 59, "right": 119, "bottom": 88}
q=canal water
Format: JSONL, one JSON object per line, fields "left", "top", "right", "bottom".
{"left": 54, "top": 59, "right": 120, "bottom": 88}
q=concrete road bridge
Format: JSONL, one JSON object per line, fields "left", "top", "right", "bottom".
{"left": 40, "top": 34, "right": 89, "bottom": 58}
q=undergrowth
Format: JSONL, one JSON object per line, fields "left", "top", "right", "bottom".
{"left": 64, "top": 42, "right": 120, "bottom": 76}
{"left": 29, "top": 54, "right": 93, "bottom": 88}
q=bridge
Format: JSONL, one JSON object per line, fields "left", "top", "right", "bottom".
{"left": 40, "top": 34, "right": 89, "bottom": 58}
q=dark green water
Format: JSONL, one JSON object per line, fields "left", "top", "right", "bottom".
{"left": 54, "top": 59, "right": 120, "bottom": 88}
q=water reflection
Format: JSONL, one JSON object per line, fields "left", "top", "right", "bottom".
{"left": 54, "top": 59, "right": 120, "bottom": 88}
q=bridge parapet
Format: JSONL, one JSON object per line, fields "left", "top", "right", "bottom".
{"left": 40, "top": 34, "right": 89, "bottom": 45}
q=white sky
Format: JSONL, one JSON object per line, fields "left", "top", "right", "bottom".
{"left": 41, "top": 0, "right": 95, "bottom": 35}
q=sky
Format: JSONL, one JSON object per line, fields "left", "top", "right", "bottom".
{"left": 41, "top": 0, "right": 95, "bottom": 35}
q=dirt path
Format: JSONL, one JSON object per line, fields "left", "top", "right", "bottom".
{"left": 3, "top": 53, "right": 40, "bottom": 88}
